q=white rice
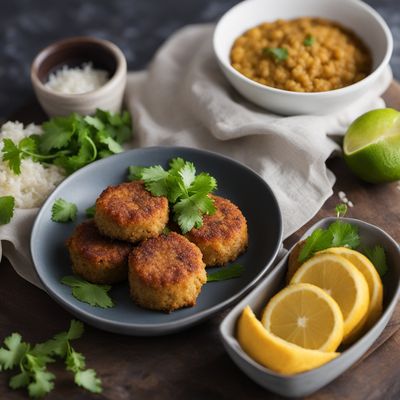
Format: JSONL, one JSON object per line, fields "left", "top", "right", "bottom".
{"left": 0, "top": 121, "right": 65, "bottom": 208}
{"left": 45, "top": 62, "right": 108, "bottom": 94}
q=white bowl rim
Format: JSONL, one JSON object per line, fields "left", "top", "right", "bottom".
{"left": 213, "top": 0, "right": 393, "bottom": 97}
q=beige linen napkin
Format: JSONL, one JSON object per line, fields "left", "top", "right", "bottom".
{"left": 0, "top": 24, "right": 392, "bottom": 289}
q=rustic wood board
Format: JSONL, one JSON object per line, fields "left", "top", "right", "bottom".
{"left": 0, "top": 83, "right": 399, "bottom": 399}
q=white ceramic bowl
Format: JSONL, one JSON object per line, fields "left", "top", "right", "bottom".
{"left": 213, "top": 0, "right": 393, "bottom": 115}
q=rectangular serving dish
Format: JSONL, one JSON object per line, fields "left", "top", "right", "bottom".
{"left": 220, "top": 217, "right": 400, "bottom": 397}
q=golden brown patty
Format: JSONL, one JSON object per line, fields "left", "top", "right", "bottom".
{"left": 66, "top": 220, "right": 132, "bottom": 284}
{"left": 128, "top": 232, "right": 206, "bottom": 312}
{"left": 185, "top": 195, "right": 248, "bottom": 267}
{"left": 95, "top": 181, "right": 169, "bottom": 243}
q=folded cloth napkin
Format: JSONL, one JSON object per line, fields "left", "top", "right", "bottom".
{"left": 0, "top": 24, "right": 392, "bottom": 289}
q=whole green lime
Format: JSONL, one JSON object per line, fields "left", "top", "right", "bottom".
{"left": 343, "top": 108, "right": 400, "bottom": 183}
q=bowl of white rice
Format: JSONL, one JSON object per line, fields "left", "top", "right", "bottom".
{"left": 31, "top": 36, "right": 127, "bottom": 117}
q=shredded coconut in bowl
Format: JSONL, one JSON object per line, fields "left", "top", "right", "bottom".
{"left": 45, "top": 62, "right": 109, "bottom": 94}
{"left": 0, "top": 121, "right": 65, "bottom": 208}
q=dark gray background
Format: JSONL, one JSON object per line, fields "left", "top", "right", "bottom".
{"left": 0, "top": 0, "right": 399, "bottom": 119}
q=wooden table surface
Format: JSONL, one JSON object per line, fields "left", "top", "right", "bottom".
{"left": 1, "top": 84, "right": 400, "bottom": 399}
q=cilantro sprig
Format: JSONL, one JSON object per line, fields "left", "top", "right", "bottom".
{"left": 299, "top": 204, "right": 360, "bottom": 263}
{"left": 51, "top": 199, "right": 77, "bottom": 223}
{"left": 128, "top": 157, "right": 218, "bottom": 233}
{"left": 1, "top": 109, "right": 131, "bottom": 176}
{"left": 0, "top": 195, "right": 15, "bottom": 225}
{"left": 298, "top": 204, "right": 389, "bottom": 277}
{"left": 207, "top": 264, "right": 244, "bottom": 282}
{"left": 0, "top": 320, "right": 102, "bottom": 398}
{"left": 61, "top": 276, "right": 114, "bottom": 308}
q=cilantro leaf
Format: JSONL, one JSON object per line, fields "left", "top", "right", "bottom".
{"left": 54, "top": 138, "right": 94, "bottom": 174}
{"left": 18, "top": 137, "right": 38, "bottom": 158}
{"left": 51, "top": 199, "right": 77, "bottom": 223}
{"left": 0, "top": 333, "right": 29, "bottom": 371}
{"left": 263, "top": 47, "right": 288, "bottom": 62}
{"left": 40, "top": 115, "right": 78, "bottom": 153}
{"left": 363, "top": 245, "right": 388, "bottom": 277}
{"left": 166, "top": 175, "right": 186, "bottom": 203}
{"left": 0, "top": 196, "right": 15, "bottom": 225}
{"left": 131, "top": 165, "right": 170, "bottom": 196}
{"left": 66, "top": 349, "right": 86, "bottom": 373}
{"left": 207, "top": 264, "right": 244, "bottom": 282}
{"left": 329, "top": 221, "right": 360, "bottom": 248}
{"left": 85, "top": 205, "right": 96, "bottom": 218}
{"left": 84, "top": 115, "right": 104, "bottom": 131}
{"left": 1, "top": 138, "right": 22, "bottom": 174}
{"left": 189, "top": 173, "right": 217, "bottom": 196}
{"left": 140, "top": 165, "right": 169, "bottom": 182}
{"left": 169, "top": 157, "right": 185, "bottom": 174}
{"left": 61, "top": 275, "right": 114, "bottom": 308}
{"left": 9, "top": 371, "right": 30, "bottom": 389}
{"left": 304, "top": 35, "right": 315, "bottom": 46}
{"left": 96, "top": 131, "right": 123, "bottom": 154}
{"left": 28, "top": 369, "right": 55, "bottom": 398}
{"left": 145, "top": 179, "right": 170, "bottom": 197}
{"left": 127, "top": 166, "right": 145, "bottom": 181}
{"left": 298, "top": 228, "right": 333, "bottom": 263}
{"left": 67, "top": 320, "right": 84, "bottom": 341}
{"left": 335, "top": 203, "right": 348, "bottom": 218}
{"left": 173, "top": 197, "right": 204, "bottom": 233}
{"left": 94, "top": 109, "right": 132, "bottom": 143}
{"left": 178, "top": 162, "right": 196, "bottom": 189}
{"left": 74, "top": 369, "right": 102, "bottom": 393}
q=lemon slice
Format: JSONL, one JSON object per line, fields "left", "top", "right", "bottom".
{"left": 290, "top": 253, "right": 369, "bottom": 339}
{"left": 237, "top": 306, "right": 339, "bottom": 375}
{"left": 261, "top": 283, "right": 343, "bottom": 352}
{"left": 320, "top": 247, "right": 383, "bottom": 341}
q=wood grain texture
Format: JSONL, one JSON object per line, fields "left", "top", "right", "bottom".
{"left": 0, "top": 83, "right": 399, "bottom": 399}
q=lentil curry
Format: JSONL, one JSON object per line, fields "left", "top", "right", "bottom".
{"left": 230, "top": 17, "right": 372, "bottom": 92}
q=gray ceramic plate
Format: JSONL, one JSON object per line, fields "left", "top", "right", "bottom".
{"left": 31, "top": 146, "right": 282, "bottom": 336}
{"left": 220, "top": 217, "right": 400, "bottom": 397}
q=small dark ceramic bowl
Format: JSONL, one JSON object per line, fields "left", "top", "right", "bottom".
{"left": 220, "top": 217, "right": 400, "bottom": 397}
{"left": 31, "top": 36, "right": 127, "bottom": 116}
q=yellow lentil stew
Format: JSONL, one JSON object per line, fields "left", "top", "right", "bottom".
{"left": 230, "top": 17, "right": 372, "bottom": 92}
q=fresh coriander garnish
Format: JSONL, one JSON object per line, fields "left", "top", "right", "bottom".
{"left": 303, "top": 35, "right": 315, "bottom": 47}
{"left": 85, "top": 205, "right": 96, "bottom": 218}
{"left": 0, "top": 320, "right": 102, "bottom": 397}
{"left": 1, "top": 109, "right": 131, "bottom": 176}
{"left": 363, "top": 245, "right": 388, "bottom": 277}
{"left": 51, "top": 199, "right": 78, "bottom": 223}
{"left": 335, "top": 203, "right": 348, "bottom": 218}
{"left": 298, "top": 204, "right": 360, "bottom": 263}
{"left": 207, "top": 264, "right": 244, "bottom": 282}
{"left": 0, "top": 195, "right": 15, "bottom": 225}
{"left": 263, "top": 47, "right": 288, "bottom": 62}
{"left": 61, "top": 276, "right": 114, "bottom": 308}
{"left": 298, "top": 228, "right": 333, "bottom": 263}
{"left": 128, "top": 157, "right": 218, "bottom": 233}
